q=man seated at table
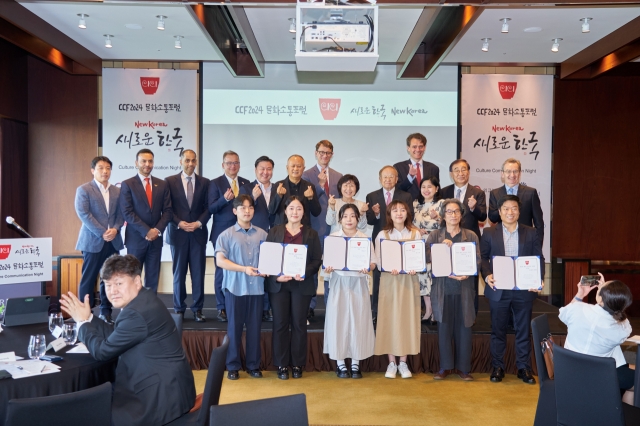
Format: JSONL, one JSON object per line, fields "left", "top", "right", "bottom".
{"left": 60, "top": 254, "right": 195, "bottom": 426}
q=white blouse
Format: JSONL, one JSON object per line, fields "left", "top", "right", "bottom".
{"left": 325, "top": 198, "right": 369, "bottom": 235}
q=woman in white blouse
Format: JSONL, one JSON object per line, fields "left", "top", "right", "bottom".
{"left": 326, "top": 174, "right": 369, "bottom": 234}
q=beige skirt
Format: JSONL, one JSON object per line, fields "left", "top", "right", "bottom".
{"left": 374, "top": 272, "right": 421, "bottom": 356}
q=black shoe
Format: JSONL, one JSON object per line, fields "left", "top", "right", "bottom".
{"left": 217, "top": 309, "right": 228, "bottom": 322}
{"left": 292, "top": 366, "right": 303, "bottom": 379}
{"left": 98, "top": 314, "right": 114, "bottom": 325}
{"left": 227, "top": 370, "right": 239, "bottom": 380}
{"left": 517, "top": 368, "right": 536, "bottom": 385}
{"left": 490, "top": 367, "right": 505, "bottom": 383}
{"left": 351, "top": 366, "right": 362, "bottom": 379}
{"left": 262, "top": 309, "right": 273, "bottom": 322}
{"left": 336, "top": 365, "right": 350, "bottom": 379}
{"left": 307, "top": 308, "right": 314, "bottom": 320}
{"left": 174, "top": 310, "right": 185, "bottom": 318}
{"left": 194, "top": 310, "right": 206, "bottom": 322}
{"left": 277, "top": 366, "right": 289, "bottom": 380}
{"left": 247, "top": 369, "right": 263, "bottom": 378}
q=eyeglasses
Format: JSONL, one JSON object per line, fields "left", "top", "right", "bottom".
{"left": 316, "top": 150, "right": 333, "bottom": 157}
{"left": 224, "top": 161, "right": 240, "bottom": 166}
{"left": 445, "top": 209, "right": 462, "bottom": 216}
{"left": 502, "top": 169, "right": 520, "bottom": 175}
{"left": 452, "top": 168, "right": 469, "bottom": 174}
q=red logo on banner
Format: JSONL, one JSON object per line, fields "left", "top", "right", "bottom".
{"left": 0, "top": 245, "right": 11, "bottom": 260}
{"left": 140, "top": 77, "right": 160, "bottom": 95}
{"left": 498, "top": 82, "right": 517, "bottom": 100}
{"left": 319, "top": 99, "right": 341, "bottom": 120}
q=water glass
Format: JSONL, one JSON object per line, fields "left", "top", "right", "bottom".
{"left": 48, "top": 313, "right": 64, "bottom": 334}
{"left": 62, "top": 323, "right": 78, "bottom": 345}
{"left": 28, "top": 334, "right": 47, "bottom": 360}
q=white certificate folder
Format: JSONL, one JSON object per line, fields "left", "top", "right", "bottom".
{"left": 430, "top": 242, "right": 478, "bottom": 277}
{"left": 257, "top": 242, "right": 308, "bottom": 278}
{"left": 492, "top": 256, "right": 542, "bottom": 290}
{"left": 323, "top": 236, "right": 371, "bottom": 272}
{"left": 380, "top": 240, "right": 426, "bottom": 274}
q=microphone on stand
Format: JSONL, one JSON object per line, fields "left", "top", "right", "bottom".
{"left": 6, "top": 216, "right": 33, "bottom": 238}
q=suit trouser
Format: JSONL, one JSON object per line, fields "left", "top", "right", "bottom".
{"left": 212, "top": 252, "right": 226, "bottom": 311}
{"left": 270, "top": 282, "right": 312, "bottom": 367}
{"left": 371, "top": 267, "right": 381, "bottom": 314}
{"left": 170, "top": 236, "right": 206, "bottom": 312}
{"left": 79, "top": 242, "right": 116, "bottom": 315}
{"left": 127, "top": 241, "right": 162, "bottom": 293}
{"left": 438, "top": 294, "right": 472, "bottom": 372}
{"left": 225, "top": 291, "right": 263, "bottom": 371}
{"left": 489, "top": 291, "right": 534, "bottom": 370}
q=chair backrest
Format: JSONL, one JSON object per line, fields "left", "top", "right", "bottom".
{"left": 5, "top": 382, "right": 112, "bottom": 426}
{"left": 197, "top": 335, "right": 229, "bottom": 426}
{"left": 531, "top": 313, "right": 552, "bottom": 386}
{"left": 170, "top": 312, "right": 183, "bottom": 340}
{"left": 209, "top": 394, "right": 309, "bottom": 426}
{"left": 554, "top": 344, "right": 624, "bottom": 426}
{"left": 635, "top": 349, "right": 640, "bottom": 408}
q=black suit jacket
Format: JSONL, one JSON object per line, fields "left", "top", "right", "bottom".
{"left": 488, "top": 185, "right": 544, "bottom": 244}
{"left": 480, "top": 223, "right": 544, "bottom": 302}
{"left": 78, "top": 288, "right": 195, "bottom": 426}
{"left": 119, "top": 175, "right": 173, "bottom": 251}
{"left": 440, "top": 184, "right": 487, "bottom": 238}
{"left": 264, "top": 225, "right": 322, "bottom": 296}
{"left": 394, "top": 159, "right": 440, "bottom": 201}
{"left": 365, "top": 188, "right": 413, "bottom": 241}
{"left": 208, "top": 174, "right": 250, "bottom": 246}
{"left": 268, "top": 177, "right": 321, "bottom": 227}
{"left": 165, "top": 173, "right": 211, "bottom": 247}
{"left": 239, "top": 180, "right": 274, "bottom": 232}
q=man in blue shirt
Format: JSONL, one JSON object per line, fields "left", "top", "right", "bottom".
{"left": 215, "top": 194, "right": 267, "bottom": 380}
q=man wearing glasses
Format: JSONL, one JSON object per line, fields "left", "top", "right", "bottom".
{"left": 209, "top": 150, "right": 250, "bottom": 321}
{"left": 488, "top": 158, "right": 544, "bottom": 244}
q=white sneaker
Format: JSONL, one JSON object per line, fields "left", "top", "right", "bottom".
{"left": 398, "top": 362, "right": 412, "bottom": 379}
{"left": 385, "top": 362, "right": 397, "bottom": 378}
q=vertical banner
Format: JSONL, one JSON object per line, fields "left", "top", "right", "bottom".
{"left": 460, "top": 74, "right": 552, "bottom": 262}
{"left": 102, "top": 68, "right": 198, "bottom": 184}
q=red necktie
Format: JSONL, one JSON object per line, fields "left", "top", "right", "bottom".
{"left": 323, "top": 170, "right": 329, "bottom": 195}
{"left": 144, "top": 177, "right": 152, "bottom": 208}
{"left": 416, "top": 163, "right": 421, "bottom": 186}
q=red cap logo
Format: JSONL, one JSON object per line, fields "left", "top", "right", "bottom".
{"left": 498, "top": 82, "right": 517, "bottom": 100}
{"left": 0, "top": 245, "right": 11, "bottom": 260}
{"left": 140, "top": 77, "right": 160, "bottom": 95}
{"left": 319, "top": 99, "right": 341, "bottom": 120}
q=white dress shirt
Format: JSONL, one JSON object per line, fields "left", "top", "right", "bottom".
{"left": 94, "top": 179, "right": 110, "bottom": 214}
{"left": 138, "top": 173, "right": 152, "bottom": 194}
{"left": 259, "top": 182, "right": 272, "bottom": 206}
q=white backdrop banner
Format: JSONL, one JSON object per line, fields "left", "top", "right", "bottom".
{"left": 0, "top": 238, "right": 52, "bottom": 284}
{"left": 460, "top": 74, "right": 552, "bottom": 262}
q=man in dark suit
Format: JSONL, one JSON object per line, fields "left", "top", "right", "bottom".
{"left": 208, "top": 150, "right": 250, "bottom": 321}
{"left": 119, "top": 149, "right": 173, "bottom": 293}
{"left": 393, "top": 133, "right": 440, "bottom": 201}
{"left": 488, "top": 158, "right": 544, "bottom": 244}
{"left": 365, "top": 165, "right": 412, "bottom": 318}
{"left": 60, "top": 254, "right": 195, "bottom": 426}
{"left": 75, "top": 156, "right": 124, "bottom": 325}
{"left": 481, "top": 195, "right": 544, "bottom": 385}
{"left": 239, "top": 155, "right": 276, "bottom": 322}
{"left": 166, "top": 149, "right": 211, "bottom": 322}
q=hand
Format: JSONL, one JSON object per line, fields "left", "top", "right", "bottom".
{"left": 575, "top": 281, "right": 597, "bottom": 299}
{"left": 318, "top": 169, "right": 327, "bottom": 187}
{"left": 244, "top": 266, "right": 260, "bottom": 276}
{"left": 442, "top": 239, "right": 453, "bottom": 248}
{"left": 252, "top": 184, "right": 262, "bottom": 200}
{"left": 328, "top": 195, "right": 336, "bottom": 210}
{"left": 277, "top": 182, "right": 287, "bottom": 196}
{"left": 325, "top": 266, "right": 334, "bottom": 274}
{"left": 145, "top": 229, "right": 159, "bottom": 241}
{"left": 419, "top": 228, "right": 429, "bottom": 235}
{"left": 468, "top": 195, "right": 476, "bottom": 210}
{"left": 390, "top": 269, "right": 400, "bottom": 276}
{"left": 359, "top": 203, "right": 369, "bottom": 214}
{"left": 529, "top": 281, "right": 545, "bottom": 293}
{"left": 359, "top": 266, "right": 371, "bottom": 274}
{"left": 223, "top": 187, "right": 235, "bottom": 201}
{"left": 276, "top": 275, "right": 293, "bottom": 282}
{"left": 304, "top": 185, "right": 314, "bottom": 199}
{"left": 102, "top": 228, "right": 117, "bottom": 242}
{"left": 408, "top": 163, "right": 418, "bottom": 177}
{"left": 372, "top": 203, "right": 380, "bottom": 215}
{"left": 598, "top": 272, "right": 606, "bottom": 287}
{"left": 449, "top": 275, "right": 468, "bottom": 281}
{"left": 407, "top": 270, "right": 416, "bottom": 275}
{"left": 428, "top": 209, "right": 438, "bottom": 220}
{"left": 178, "top": 221, "right": 190, "bottom": 232}
{"left": 294, "top": 274, "right": 304, "bottom": 281}
{"left": 486, "top": 274, "right": 496, "bottom": 290}
{"left": 60, "top": 292, "right": 92, "bottom": 323}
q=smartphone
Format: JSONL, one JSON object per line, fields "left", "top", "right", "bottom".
{"left": 40, "top": 355, "right": 63, "bottom": 362}
{"left": 580, "top": 275, "right": 600, "bottom": 286}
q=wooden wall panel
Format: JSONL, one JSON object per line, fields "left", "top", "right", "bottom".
{"left": 27, "top": 57, "right": 98, "bottom": 256}
{"left": 553, "top": 75, "right": 640, "bottom": 260}
{"left": 563, "top": 260, "right": 589, "bottom": 305}
{"left": 0, "top": 118, "right": 28, "bottom": 239}
{"left": 0, "top": 38, "right": 27, "bottom": 123}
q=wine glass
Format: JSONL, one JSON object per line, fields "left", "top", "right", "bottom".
{"left": 48, "top": 313, "right": 63, "bottom": 334}
{"left": 62, "top": 323, "right": 77, "bottom": 345}
{"left": 28, "top": 335, "right": 47, "bottom": 360}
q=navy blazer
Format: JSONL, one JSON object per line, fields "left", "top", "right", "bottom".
{"left": 119, "top": 175, "right": 173, "bottom": 251}
{"left": 165, "top": 173, "right": 211, "bottom": 247}
{"left": 440, "top": 184, "right": 487, "bottom": 238}
{"left": 365, "top": 188, "right": 412, "bottom": 242}
{"left": 301, "top": 166, "right": 342, "bottom": 240}
{"left": 394, "top": 159, "right": 440, "bottom": 201}
{"left": 268, "top": 177, "right": 321, "bottom": 227}
{"left": 75, "top": 180, "right": 124, "bottom": 253}
{"left": 488, "top": 184, "right": 544, "bottom": 244}
{"left": 480, "top": 223, "right": 544, "bottom": 302}
{"left": 208, "top": 174, "right": 250, "bottom": 246}
{"left": 239, "top": 180, "right": 274, "bottom": 233}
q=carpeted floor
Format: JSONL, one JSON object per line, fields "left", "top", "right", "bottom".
{"left": 193, "top": 370, "right": 539, "bottom": 426}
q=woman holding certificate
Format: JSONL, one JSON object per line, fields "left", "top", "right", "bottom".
{"left": 412, "top": 176, "right": 444, "bottom": 323}
{"left": 425, "top": 198, "right": 480, "bottom": 381}
{"left": 374, "top": 200, "right": 421, "bottom": 379}
{"left": 323, "top": 203, "right": 376, "bottom": 379}
{"left": 265, "top": 196, "right": 322, "bottom": 380}
{"left": 326, "top": 174, "right": 369, "bottom": 234}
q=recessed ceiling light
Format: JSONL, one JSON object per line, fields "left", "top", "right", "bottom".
{"left": 580, "top": 17, "right": 592, "bottom": 33}
{"left": 156, "top": 15, "right": 166, "bottom": 31}
{"left": 524, "top": 27, "right": 542, "bottom": 33}
{"left": 125, "top": 24, "right": 143, "bottom": 30}
{"left": 500, "top": 18, "right": 511, "bottom": 33}
{"left": 551, "top": 38, "right": 562, "bottom": 53}
{"left": 481, "top": 38, "right": 491, "bottom": 52}
{"left": 174, "top": 36, "right": 182, "bottom": 49}
{"left": 77, "top": 14, "right": 88, "bottom": 29}
{"left": 104, "top": 34, "right": 113, "bottom": 49}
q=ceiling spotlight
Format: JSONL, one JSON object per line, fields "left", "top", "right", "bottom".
{"left": 500, "top": 18, "right": 511, "bottom": 34}
{"left": 481, "top": 38, "right": 491, "bottom": 52}
{"left": 580, "top": 17, "right": 592, "bottom": 33}
{"left": 156, "top": 15, "right": 166, "bottom": 31}
{"left": 104, "top": 34, "right": 113, "bottom": 49}
{"left": 174, "top": 35, "right": 182, "bottom": 49}
{"left": 77, "top": 14, "right": 88, "bottom": 29}
{"left": 289, "top": 18, "right": 296, "bottom": 33}
{"left": 551, "top": 38, "right": 562, "bottom": 53}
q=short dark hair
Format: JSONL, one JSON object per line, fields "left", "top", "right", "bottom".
{"left": 406, "top": 133, "right": 426, "bottom": 147}
{"left": 136, "top": 149, "right": 154, "bottom": 160}
{"left": 336, "top": 174, "right": 360, "bottom": 197}
{"left": 315, "top": 140, "right": 334, "bottom": 152}
{"left": 100, "top": 254, "right": 142, "bottom": 281}
{"left": 338, "top": 203, "right": 360, "bottom": 223}
{"left": 223, "top": 150, "right": 239, "bottom": 160}
{"left": 600, "top": 280, "right": 633, "bottom": 322}
{"left": 449, "top": 159, "right": 470, "bottom": 172}
{"left": 180, "top": 149, "right": 196, "bottom": 158}
{"left": 91, "top": 156, "right": 112, "bottom": 169}
{"left": 498, "top": 195, "right": 521, "bottom": 210}
{"left": 416, "top": 176, "right": 441, "bottom": 204}
{"left": 284, "top": 195, "right": 305, "bottom": 212}
{"left": 255, "top": 156, "right": 274, "bottom": 168}
{"left": 382, "top": 200, "right": 413, "bottom": 232}
{"left": 233, "top": 194, "right": 254, "bottom": 209}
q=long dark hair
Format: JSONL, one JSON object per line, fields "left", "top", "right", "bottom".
{"left": 600, "top": 280, "right": 633, "bottom": 322}
{"left": 416, "top": 176, "right": 441, "bottom": 205}
{"left": 382, "top": 200, "right": 414, "bottom": 232}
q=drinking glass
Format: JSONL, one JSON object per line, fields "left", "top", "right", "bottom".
{"left": 62, "top": 323, "right": 78, "bottom": 345}
{"left": 48, "top": 313, "right": 64, "bottom": 334}
{"left": 28, "top": 335, "right": 47, "bottom": 360}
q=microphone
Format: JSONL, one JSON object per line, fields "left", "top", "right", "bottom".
{"left": 6, "top": 216, "right": 33, "bottom": 238}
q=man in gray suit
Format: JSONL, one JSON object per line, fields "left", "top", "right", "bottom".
{"left": 75, "top": 156, "right": 124, "bottom": 324}
{"left": 302, "top": 140, "right": 343, "bottom": 312}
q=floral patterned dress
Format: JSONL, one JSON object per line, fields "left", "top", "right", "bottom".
{"left": 413, "top": 198, "right": 444, "bottom": 296}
